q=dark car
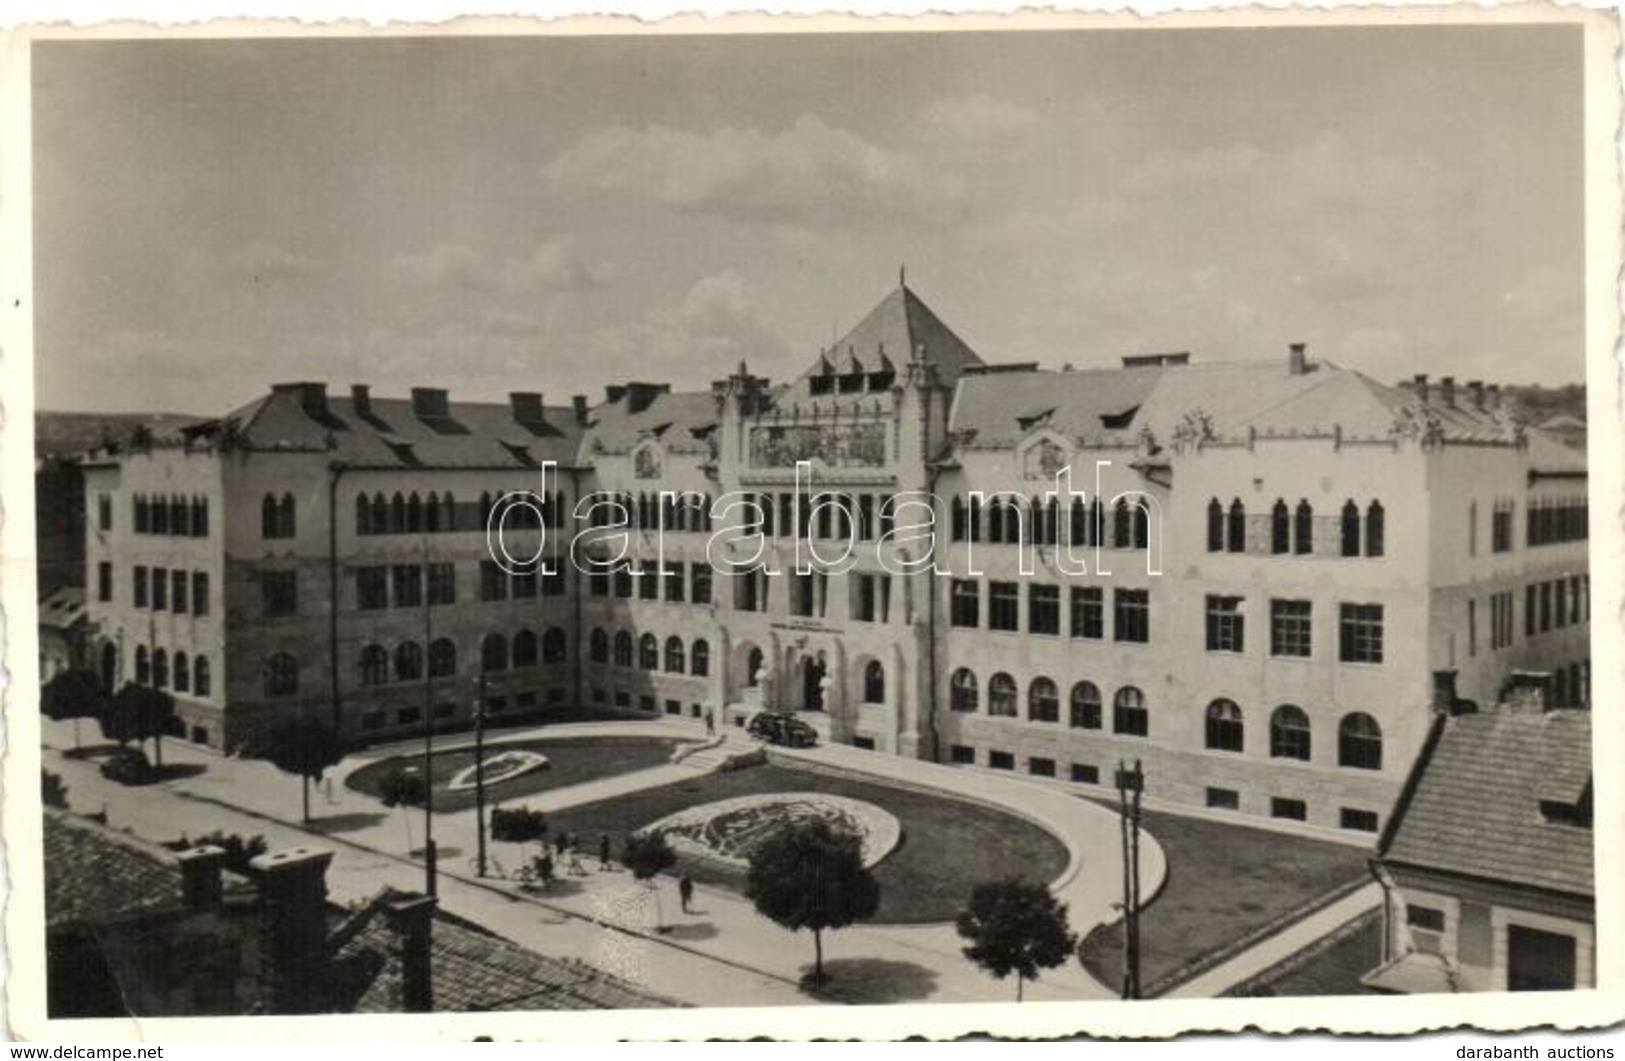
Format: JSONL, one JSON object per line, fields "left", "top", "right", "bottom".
{"left": 747, "top": 712, "right": 818, "bottom": 748}
{"left": 100, "top": 747, "right": 159, "bottom": 786}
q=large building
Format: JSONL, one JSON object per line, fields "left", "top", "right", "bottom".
{"left": 77, "top": 282, "right": 1591, "bottom": 834}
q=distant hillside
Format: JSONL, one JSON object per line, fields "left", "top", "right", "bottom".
{"left": 34, "top": 411, "right": 201, "bottom": 462}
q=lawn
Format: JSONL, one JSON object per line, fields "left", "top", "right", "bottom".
{"left": 345, "top": 737, "right": 681, "bottom": 814}
{"left": 1226, "top": 910, "right": 1382, "bottom": 997}
{"left": 1076, "top": 803, "right": 1370, "bottom": 996}
{"left": 543, "top": 762, "right": 1070, "bottom": 925}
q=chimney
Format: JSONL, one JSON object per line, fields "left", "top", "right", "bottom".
{"left": 1288, "top": 342, "right": 1308, "bottom": 376}
{"left": 1412, "top": 374, "right": 1430, "bottom": 404}
{"left": 572, "top": 395, "right": 590, "bottom": 426}
{"left": 384, "top": 893, "right": 437, "bottom": 1013}
{"left": 1486, "top": 384, "right": 1502, "bottom": 413}
{"left": 1431, "top": 669, "right": 1459, "bottom": 716}
{"left": 509, "top": 392, "right": 545, "bottom": 424}
{"left": 251, "top": 846, "right": 334, "bottom": 1015}
{"left": 176, "top": 844, "right": 228, "bottom": 912}
{"left": 351, "top": 385, "right": 372, "bottom": 420}
{"left": 273, "top": 382, "right": 329, "bottom": 420}
{"left": 626, "top": 382, "right": 671, "bottom": 415}
{"left": 1439, "top": 376, "right": 1456, "bottom": 408}
{"left": 410, "top": 387, "right": 450, "bottom": 420}
{"left": 1465, "top": 380, "right": 1485, "bottom": 412}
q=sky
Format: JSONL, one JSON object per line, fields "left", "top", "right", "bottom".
{"left": 31, "top": 26, "right": 1585, "bottom": 415}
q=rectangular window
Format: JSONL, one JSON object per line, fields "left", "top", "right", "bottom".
{"left": 1114, "top": 588, "right": 1150, "bottom": 644}
{"left": 950, "top": 745, "right": 976, "bottom": 765}
{"left": 393, "top": 565, "right": 424, "bottom": 608}
{"left": 1338, "top": 603, "right": 1384, "bottom": 664}
{"left": 1271, "top": 798, "right": 1308, "bottom": 822}
{"left": 397, "top": 707, "right": 421, "bottom": 726}
{"left": 1205, "top": 595, "right": 1244, "bottom": 653}
{"left": 989, "top": 581, "right": 1020, "bottom": 632}
{"left": 1406, "top": 905, "right": 1447, "bottom": 933}
{"left": 1070, "top": 587, "right": 1104, "bottom": 640}
{"left": 791, "top": 574, "right": 816, "bottom": 617}
{"left": 1205, "top": 787, "right": 1240, "bottom": 811}
{"left": 1029, "top": 757, "right": 1056, "bottom": 779}
{"left": 262, "top": 570, "right": 298, "bottom": 618}
{"left": 480, "top": 560, "right": 509, "bottom": 602}
{"left": 1539, "top": 581, "right": 1553, "bottom": 632}
{"left": 1340, "top": 808, "right": 1379, "bottom": 833}
{"left": 357, "top": 566, "right": 388, "bottom": 611}
{"left": 98, "top": 494, "right": 112, "bottom": 532}
{"left": 151, "top": 567, "right": 168, "bottom": 611}
{"left": 638, "top": 566, "right": 659, "bottom": 601}
{"left": 1570, "top": 575, "right": 1583, "bottom": 625}
{"left": 1526, "top": 584, "right": 1538, "bottom": 637}
{"left": 988, "top": 750, "right": 1015, "bottom": 771}
{"left": 1491, "top": 591, "right": 1513, "bottom": 650}
{"left": 590, "top": 570, "right": 610, "bottom": 597}
{"left": 512, "top": 569, "right": 538, "bottom": 599}
{"left": 133, "top": 565, "right": 148, "bottom": 608}
{"left": 428, "top": 562, "right": 457, "bottom": 605}
{"left": 665, "top": 564, "right": 685, "bottom": 603}
{"left": 1070, "top": 763, "right": 1100, "bottom": 785}
{"left": 614, "top": 567, "right": 633, "bottom": 598}
{"left": 192, "top": 572, "right": 209, "bottom": 617}
{"left": 691, "top": 563, "right": 712, "bottom": 605}
{"left": 950, "top": 580, "right": 980, "bottom": 628}
{"left": 1270, "top": 599, "right": 1312, "bottom": 657}
{"left": 541, "top": 567, "right": 565, "bottom": 597}
{"left": 1029, "top": 585, "right": 1061, "bottom": 636}
{"left": 1493, "top": 502, "right": 1514, "bottom": 553}
{"left": 735, "top": 569, "right": 761, "bottom": 612}
{"left": 171, "top": 570, "right": 188, "bottom": 615}
{"left": 97, "top": 562, "right": 112, "bottom": 602}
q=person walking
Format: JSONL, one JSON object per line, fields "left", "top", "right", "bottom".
{"left": 598, "top": 832, "right": 613, "bottom": 871}
{"left": 704, "top": 711, "right": 715, "bottom": 737}
{"left": 678, "top": 874, "right": 695, "bottom": 914}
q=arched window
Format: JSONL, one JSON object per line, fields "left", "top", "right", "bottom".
{"left": 359, "top": 644, "right": 389, "bottom": 685}
{"left": 425, "top": 492, "right": 441, "bottom": 533}
{"left": 950, "top": 668, "right": 978, "bottom": 712}
{"left": 746, "top": 647, "right": 764, "bottom": 687}
{"left": 373, "top": 493, "right": 387, "bottom": 532}
{"left": 1205, "top": 698, "right": 1244, "bottom": 752}
{"left": 612, "top": 632, "right": 633, "bottom": 668}
{"left": 1207, "top": 498, "right": 1224, "bottom": 552}
{"left": 1293, "top": 501, "right": 1313, "bottom": 555}
{"left": 440, "top": 492, "right": 456, "bottom": 533}
{"left": 482, "top": 633, "right": 509, "bottom": 673}
{"left": 639, "top": 633, "right": 660, "bottom": 671}
{"left": 193, "top": 655, "right": 211, "bottom": 697}
{"left": 1271, "top": 500, "right": 1290, "bottom": 554}
{"left": 1070, "top": 681, "right": 1102, "bottom": 729}
{"left": 1338, "top": 713, "right": 1383, "bottom": 770}
{"left": 1113, "top": 686, "right": 1148, "bottom": 737}
{"left": 543, "top": 628, "right": 567, "bottom": 663}
{"left": 261, "top": 494, "right": 277, "bottom": 539}
{"left": 1270, "top": 705, "right": 1311, "bottom": 761}
{"left": 952, "top": 497, "right": 968, "bottom": 542}
{"left": 264, "top": 652, "right": 298, "bottom": 698}
{"left": 1028, "top": 677, "right": 1059, "bottom": 722}
{"left": 407, "top": 492, "right": 423, "bottom": 533}
{"left": 152, "top": 648, "right": 169, "bottom": 689}
{"left": 356, "top": 493, "right": 372, "bottom": 536}
{"left": 1113, "top": 500, "right": 1133, "bottom": 549}
{"left": 1366, "top": 501, "right": 1385, "bottom": 558}
{"left": 395, "top": 641, "right": 423, "bottom": 682}
{"left": 512, "top": 629, "right": 538, "bottom": 668}
{"left": 864, "top": 661, "right": 886, "bottom": 704}
{"left": 101, "top": 642, "right": 118, "bottom": 694}
{"left": 135, "top": 645, "right": 151, "bottom": 685}
{"left": 665, "top": 636, "right": 685, "bottom": 674}
{"left": 1226, "top": 499, "right": 1246, "bottom": 553}
{"left": 391, "top": 493, "right": 407, "bottom": 535}
{"left": 989, "top": 672, "right": 1018, "bottom": 717}
{"left": 1341, "top": 501, "right": 1361, "bottom": 557}
{"left": 429, "top": 638, "right": 457, "bottom": 678}
{"left": 589, "top": 628, "right": 609, "bottom": 664}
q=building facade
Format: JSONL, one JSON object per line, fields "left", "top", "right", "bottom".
{"left": 78, "top": 283, "right": 1590, "bottom": 833}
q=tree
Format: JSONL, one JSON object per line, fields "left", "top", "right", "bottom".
{"left": 42, "top": 769, "right": 69, "bottom": 809}
{"left": 101, "top": 683, "right": 177, "bottom": 768}
{"left": 621, "top": 832, "right": 678, "bottom": 931}
{"left": 490, "top": 806, "right": 548, "bottom": 845}
{"left": 956, "top": 877, "right": 1078, "bottom": 1002}
{"left": 263, "top": 715, "right": 347, "bottom": 822}
{"left": 41, "top": 668, "right": 107, "bottom": 752}
{"left": 745, "top": 819, "right": 880, "bottom": 986}
{"left": 381, "top": 766, "right": 428, "bottom": 854}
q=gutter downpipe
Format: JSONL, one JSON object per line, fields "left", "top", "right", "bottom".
{"left": 924, "top": 460, "right": 943, "bottom": 763}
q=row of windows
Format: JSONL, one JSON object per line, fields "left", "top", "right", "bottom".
{"left": 949, "top": 581, "right": 1150, "bottom": 643}
{"left": 587, "top": 630, "right": 713, "bottom": 677}
{"left": 128, "top": 493, "right": 210, "bottom": 537}
{"left": 949, "top": 496, "right": 1149, "bottom": 550}
{"left": 736, "top": 491, "right": 897, "bottom": 542}
{"left": 354, "top": 628, "right": 568, "bottom": 687}
{"left": 1206, "top": 498, "right": 1385, "bottom": 558}
{"left": 1525, "top": 576, "right": 1589, "bottom": 637}
{"left": 589, "top": 561, "right": 713, "bottom": 606}
{"left": 585, "top": 492, "right": 716, "bottom": 533}
{"left": 133, "top": 645, "right": 212, "bottom": 696}
{"left": 261, "top": 493, "right": 297, "bottom": 539}
{"left": 128, "top": 566, "right": 211, "bottom": 616}
{"left": 1527, "top": 496, "right": 1588, "bottom": 547}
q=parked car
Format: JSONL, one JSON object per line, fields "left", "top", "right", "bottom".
{"left": 100, "top": 747, "right": 159, "bottom": 786}
{"left": 747, "top": 712, "right": 818, "bottom": 748}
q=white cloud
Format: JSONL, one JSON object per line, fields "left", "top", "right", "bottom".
{"left": 920, "top": 93, "right": 1047, "bottom": 142}
{"left": 388, "top": 236, "right": 610, "bottom": 295}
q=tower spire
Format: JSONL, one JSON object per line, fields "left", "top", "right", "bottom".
{"left": 899, "top": 263, "right": 906, "bottom": 290}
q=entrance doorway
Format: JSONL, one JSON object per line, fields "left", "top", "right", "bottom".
{"left": 803, "top": 656, "right": 827, "bottom": 712}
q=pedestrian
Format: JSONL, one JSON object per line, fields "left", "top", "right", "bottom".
{"left": 678, "top": 874, "right": 695, "bottom": 914}
{"left": 537, "top": 852, "right": 555, "bottom": 889}
{"left": 599, "top": 832, "right": 612, "bottom": 870}
{"left": 555, "top": 832, "right": 568, "bottom": 860}
{"left": 704, "top": 711, "right": 715, "bottom": 737}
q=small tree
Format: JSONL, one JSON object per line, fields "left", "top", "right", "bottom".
{"left": 381, "top": 767, "right": 428, "bottom": 854}
{"left": 41, "top": 668, "right": 107, "bottom": 751}
{"left": 490, "top": 806, "right": 548, "bottom": 845}
{"left": 263, "top": 715, "right": 347, "bottom": 822}
{"left": 621, "top": 832, "right": 678, "bottom": 931}
{"left": 42, "top": 769, "right": 69, "bottom": 809}
{"left": 956, "top": 877, "right": 1078, "bottom": 1002}
{"left": 102, "top": 683, "right": 177, "bottom": 768}
{"left": 745, "top": 819, "right": 880, "bottom": 986}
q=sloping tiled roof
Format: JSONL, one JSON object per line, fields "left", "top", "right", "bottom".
{"left": 215, "top": 390, "right": 587, "bottom": 469}
{"left": 44, "top": 809, "right": 184, "bottom": 930}
{"left": 949, "top": 366, "right": 1165, "bottom": 447}
{"left": 793, "top": 285, "right": 987, "bottom": 394}
{"left": 581, "top": 390, "right": 720, "bottom": 457}
{"left": 1381, "top": 708, "right": 1593, "bottom": 898}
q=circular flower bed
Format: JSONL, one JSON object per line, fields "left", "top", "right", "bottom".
{"left": 642, "top": 792, "right": 901, "bottom": 871}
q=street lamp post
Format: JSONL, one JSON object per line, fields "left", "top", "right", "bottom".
{"left": 474, "top": 669, "right": 488, "bottom": 878}
{"left": 422, "top": 533, "right": 437, "bottom": 898}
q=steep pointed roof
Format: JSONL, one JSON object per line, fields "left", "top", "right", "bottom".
{"left": 796, "top": 284, "right": 986, "bottom": 391}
